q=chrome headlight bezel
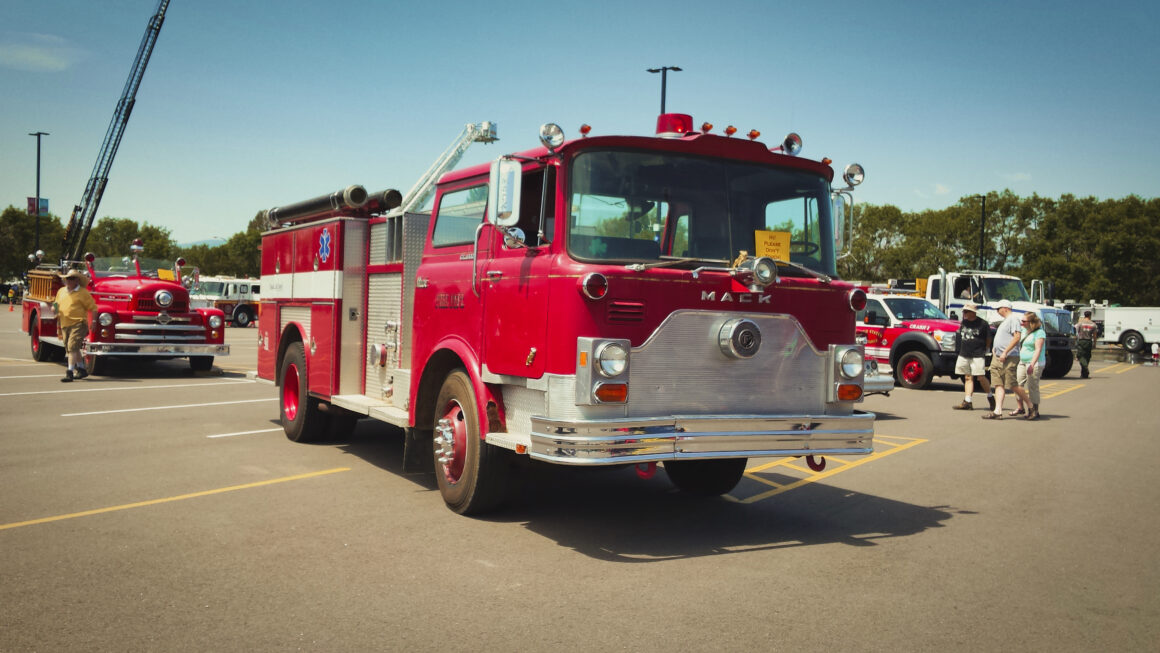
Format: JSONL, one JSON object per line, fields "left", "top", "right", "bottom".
{"left": 595, "top": 341, "right": 628, "bottom": 378}
{"left": 98, "top": 312, "right": 115, "bottom": 327}
{"left": 208, "top": 315, "right": 223, "bottom": 329}
{"left": 154, "top": 290, "right": 174, "bottom": 308}
{"left": 840, "top": 348, "right": 864, "bottom": 379}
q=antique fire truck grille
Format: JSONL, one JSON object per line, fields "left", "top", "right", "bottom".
{"left": 607, "top": 300, "right": 645, "bottom": 323}
{"left": 113, "top": 315, "right": 206, "bottom": 342}
{"left": 134, "top": 297, "right": 189, "bottom": 312}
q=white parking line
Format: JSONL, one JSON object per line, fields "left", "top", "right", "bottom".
{"left": 207, "top": 427, "right": 283, "bottom": 439}
{"left": 0, "top": 374, "right": 65, "bottom": 379}
{"left": 0, "top": 379, "right": 256, "bottom": 398}
{"left": 63, "top": 397, "right": 277, "bottom": 417}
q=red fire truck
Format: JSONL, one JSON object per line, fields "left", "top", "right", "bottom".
{"left": 23, "top": 241, "right": 229, "bottom": 374}
{"left": 258, "top": 115, "right": 874, "bottom": 514}
{"left": 856, "top": 292, "right": 962, "bottom": 389}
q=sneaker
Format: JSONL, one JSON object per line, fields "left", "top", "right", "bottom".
{"left": 74, "top": 368, "right": 89, "bottom": 380}
{"left": 987, "top": 396, "right": 996, "bottom": 411}
{"left": 61, "top": 370, "right": 74, "bottom": 383}
{"left": 952, "top": 400, "right": 973, "bottom": 410}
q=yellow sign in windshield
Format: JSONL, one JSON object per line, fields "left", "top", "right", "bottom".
{"left": 754, "top": 230, "right": 790, "bottom": 260}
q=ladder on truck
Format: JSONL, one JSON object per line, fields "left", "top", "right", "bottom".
{"left": 389, "top": 122, "right": 498, "bottom": 217}
{"left": 60, "top": 0, "right": 171, "bottom": 263}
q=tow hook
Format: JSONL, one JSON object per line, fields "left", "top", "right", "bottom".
{"left": 636, "top": 462, "right": 657, "bottom": 479}
{"left": 806, "top": 455, "right": 826, "bottom": 472}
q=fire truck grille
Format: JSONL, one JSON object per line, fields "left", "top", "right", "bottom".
{"left": 608, "top": 300, "right": 645, "bottom": 322}
{"left": 135, "top": 298, "right": 189, "bottom": 312}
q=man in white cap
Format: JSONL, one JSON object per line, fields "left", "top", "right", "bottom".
{"left": 952, "top": 302, "right": 992, "bottom": 410}
{"left": 53, "top": 269, "right": 98, "bottom": 382}
{"left": 983, "top": 299, "right": 1025, "bottom": 419}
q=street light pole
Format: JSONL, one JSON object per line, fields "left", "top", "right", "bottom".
{"left": 646, "top": 66, "right": 682, "bottom": 114}
{"left": 973, "top": 194, "right": 986, "bottom": 269}
{"left": 29, "top": 131, "right": 49, "bottom": 253}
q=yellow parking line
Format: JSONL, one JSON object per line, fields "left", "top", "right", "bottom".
{"left": 0, "top": 467, "right": 350, "bottom": 531}
{"left": 1043, "top": 384, "right": 1084, "bottom": 400}
{"left": 1116, "top": 364, "right": 1142, "bottom": 374}
{"left": 730, "top": 436, "right": 927, "bottom": 504}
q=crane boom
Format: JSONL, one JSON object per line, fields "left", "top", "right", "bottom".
{"left": 61, "top": 0, "right": 170, "bottom": 262}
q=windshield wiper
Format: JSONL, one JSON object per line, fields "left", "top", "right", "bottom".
{"left": 624, "top": 256, "right": 726, "bottom": 272}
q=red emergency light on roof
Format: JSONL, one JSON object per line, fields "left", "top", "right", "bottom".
{"left": 656, "top": 113, "right": 694, "bottom": 138}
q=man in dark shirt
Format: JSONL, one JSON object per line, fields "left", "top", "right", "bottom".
{"left": 952, "top": 303, "right": 993, "bottom": 410}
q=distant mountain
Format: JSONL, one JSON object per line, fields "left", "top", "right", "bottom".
{"left": 178, "top": 239, "right": 227, "bottom": 248}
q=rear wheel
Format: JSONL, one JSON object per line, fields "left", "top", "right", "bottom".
{"left": 1122, "top": 331, "right": 1146, "bottom": 353}
{"left": 432, "top": 369, "right": 511, "bottom": 515}
{"left": 664, "top": 458, "right": 748, "bottom": 495}
{"left": 895, "top": 350, "right": 934, "bottom": 389}
{"left": 280, "top": 342, "right": 328, "bottom": 443}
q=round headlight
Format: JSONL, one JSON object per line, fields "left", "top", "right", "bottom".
{"left": 155, "top": 290, "right": 174, "bottom": 308}
{"left": 98, "top": 312, "right": 114, "bottom": 327}
{"left": 840, "top": 349, "right": 864, "bottom": 379}
{"left": 209, "top": 315, "right": 223, "bottom": 329}
{"left": 753, "top": 257, "right": 777, "bottom": 285}
{"left": 539, "top": 123, "right": 565, "bottom": 151}
{"left": 595, "top": 342, "right": 628, "bottom": 378}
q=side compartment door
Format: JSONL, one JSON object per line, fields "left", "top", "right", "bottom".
{"left": 480, "top": 166, "right": 555, "bottom": 378}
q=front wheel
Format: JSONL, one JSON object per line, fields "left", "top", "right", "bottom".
{"left": 664, "top": 458, "right": 748, "bottom": 495}
{"left": 280, "top": 342, "right": 328, "bottom": 443}
{"left": 83, "top": 352, "right": 106, "bottom": 376}
{"left": 432, "top": 369, "right": 511, "bottom": 515}
{"left": 895, "top": 350, "right": 934, "bottom": 389}
{"left": 189, "top": 356, "right": 214, "bottom": 372}
{"left": 30, "top": 315, "right": 55, "bottom": 362}
{"left": 233, "top": 307, "right": 252, "bottom": 328}
{"left": 1042, "top": 350, "right": 1073, "bottom": 378}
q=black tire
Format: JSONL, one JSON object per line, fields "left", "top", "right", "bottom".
{"left": 664, "top": 458, "right": 748, "bottom": 495}
{"left": 280, "top": 342, "right": 328, "bottom": 443}
{"left": 83, "top": 352, "right": 106, "bottom": 376}
{"left": 432, "top": 369, "right": 511, "bottom": 515}
{"left": 1122, "top": 331, "right": 1146, "bottom": 353}
{"left": 1042, "top": 349, "right": 1073, "bottom": 378}
{"left": 895, "top": 350, "right": 934, "bottom": 390}
{"left": 30, "top": 315, "right": 54, "bottom": 362}
{"left": 189, "top": 356, "right": 214, "bottom": 372}
{"left": 233, "top": 307, "right": 252, "bottom": 328}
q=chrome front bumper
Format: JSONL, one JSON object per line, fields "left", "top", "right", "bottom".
{"left": 84, "top": 343, "right": 230, "bottom": 356}
{"left": 522, "top": 411, "right": 875, "bottom": 465}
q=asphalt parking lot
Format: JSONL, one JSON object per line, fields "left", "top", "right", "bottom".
{"left": 2, "top": 308, "right": 1158, "bottom": 652}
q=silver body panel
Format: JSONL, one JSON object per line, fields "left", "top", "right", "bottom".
{"left": 339, "top": 220, "right": 366, "bottom": 395}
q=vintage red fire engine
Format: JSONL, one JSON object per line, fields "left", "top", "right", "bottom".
{"left": 23, "top": 241, "right": 229, "bottom": 374}
{"left": 258, "top": 115, "right": 874, "bottom": 514}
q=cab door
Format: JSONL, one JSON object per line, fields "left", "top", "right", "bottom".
{"left": 856, "top": 298, "right": 890, "bottom": 362}
{"left": 480, "top": 166, "right": 555, "bottom": 378}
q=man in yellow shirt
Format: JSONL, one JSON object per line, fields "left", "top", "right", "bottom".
{"left": 54, "top": 269, "right": 98, "bottom": 382}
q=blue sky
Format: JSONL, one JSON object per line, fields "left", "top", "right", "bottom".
{"left": 2, "top": 0, "right": 1157, "bottom": 244}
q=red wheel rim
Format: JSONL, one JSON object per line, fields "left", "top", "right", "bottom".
{"left": 901, "top": 358, "right": 924, "bottom": 384}
{"left": 439, "top": 400, "right": 468, "bottom": 483}
{"left": 31, "top": 321, "right": 40, "bottom": 353}
{"left": 282, "top": 362, "right": 300, "bottom": 421}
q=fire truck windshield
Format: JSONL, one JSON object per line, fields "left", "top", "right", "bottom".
{"left": 884, "top": 297, "right": 949, "bottom": 321}
{"left": 568, "top": 150, "right": 836, "bottom": 276}
{"left": 90, "top": 256, "right": 177, "bottom": 281}
{"left": 979, "top": 277, "right": 1030, "bottom": 303}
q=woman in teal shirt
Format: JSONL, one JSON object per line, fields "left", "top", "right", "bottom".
{"left": 1013, "top": 312, "right": 1046, "bottom": 420}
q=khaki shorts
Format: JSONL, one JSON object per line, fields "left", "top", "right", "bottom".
{"left": 989, "top": 355, "right": 1019, "bottom": 389}
{"left": 955, "top": 355, "right": 986, "bottom": 376}
{"left": 60, "top": 322, "right": 89, "bottom": 354}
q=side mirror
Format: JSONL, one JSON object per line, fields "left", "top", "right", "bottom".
{"left": 831, "top": 192, "right": 852, "bottom": 252}
{"left": 487, "top": 158, "right": 522, "bottom": 227}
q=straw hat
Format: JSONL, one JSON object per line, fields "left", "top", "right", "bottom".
{"left": 61, "top": 269, "right": 88, "bottom": 283}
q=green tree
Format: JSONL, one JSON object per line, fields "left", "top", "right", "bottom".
{"left": 0, "top": 205, "right": 66, "bottom": 281}
{"left": 85, "top": 217, "right": 179, "bottom": 260}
